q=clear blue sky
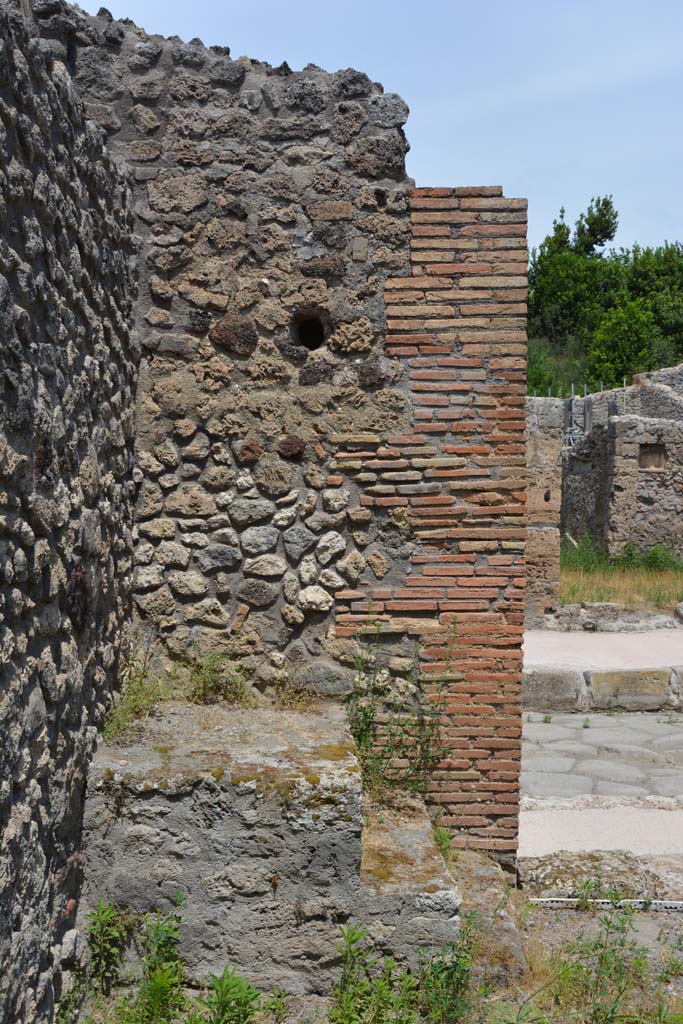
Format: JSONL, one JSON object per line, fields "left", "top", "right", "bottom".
{"left": 80, "top": 0, "right": 683, "bottom": 251}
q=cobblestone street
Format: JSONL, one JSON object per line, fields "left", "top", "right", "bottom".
{"left": 520, "top": 713, "right": 683, "bottom": 858}
{"left": 522, "top": 712, "right": 683, "bottom": 800}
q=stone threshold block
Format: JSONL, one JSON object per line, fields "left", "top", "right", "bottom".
{"left": 77, "top": 703, "right": 460, "bottom": 994}
{"left": 523, "top": 666, "right": 682, "bottom": 713}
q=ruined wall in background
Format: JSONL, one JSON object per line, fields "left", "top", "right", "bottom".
{"left": 527, "top": 370, "right": 683, "bottom": 622}
{"left": 607, "top": 416, "right": 683, "bottom": 558}
{"left": 0, "top": 5, "right": 137, "bottom": 1020}
{"left": 639, "top": 363, "right": 683, "bottom": 397}
{"left": 525, "top": 398, "right": 563, "bottom": 626}
{"left": 562, "top": 426, "right": 612, "bottom": 549}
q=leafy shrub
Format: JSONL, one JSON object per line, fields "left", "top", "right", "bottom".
{"left": 560, "top": 534, "right": 609, "bottom": 572}
{"left": 128, "top": 962, "right": 185, "bottom": 1023}
{"left": 419, "top": 922, "right": 477, "bottom": 1024}
{"left": 561, "top": 535, "right": 683, "bottom": 574}
{"left": 641, "top": 544, "right": 682, "bottom": 572}
{"left": 87, "top": 900, "right": 135, "bottom": 994}
{"left": 200, "top": 965, "right": 260, "bottom": 1024}
{"left": 328, "top": 921, "right": 476, "bottom": 1024}
{"left": 588, "top": 297, "right": 661, "bottom": 385}
{"left": 528, "top": 194, "right": 683, "bottom": 394}
{"left": 143, "top": 897, "right": 184, "bottom": 977}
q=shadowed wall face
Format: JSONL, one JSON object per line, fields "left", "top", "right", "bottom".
{"left": 525, "top": 398, "right": 563, "bottom": 626}
{"left": 0, "top": 5, "right": 138, "bottom": 1021}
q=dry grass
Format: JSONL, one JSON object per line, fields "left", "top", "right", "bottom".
{"left": 560, "top": 565, "right": 683, "bottom": 611}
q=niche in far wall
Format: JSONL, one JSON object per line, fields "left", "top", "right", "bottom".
{"left": 638, "top": 443, "right": 666, "bottom": 470}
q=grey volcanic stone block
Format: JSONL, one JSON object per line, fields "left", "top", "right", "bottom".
{"left": 77, "top": 704, "right": 460, "bottom": 994}
{"left": 197, "top": 544, "right": 242, "bottom": 573}
{"left": 240, "top": 526, "right": 279, "bottom": 555}
{"left": 522, "top": 668, "right": 587, "bottom": 713}
{"left": 228, "top": 497, "right": 276, "bottom": 527}
{"left": 298, "top": 658, "right": 355, "bottom": 696}
{"left": 283, "top": 524, "right": 317, "bottom": 562}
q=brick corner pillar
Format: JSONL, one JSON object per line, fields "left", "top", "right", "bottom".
{"left": 388, "top": 185, "right": 527, "bottom": 865}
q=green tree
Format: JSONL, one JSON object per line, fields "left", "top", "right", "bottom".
{"left": 529, "top": 197, "right": 621, "bottom": 348}
{"left": 588, "top": 298, "right": 662, "bottom": 386}
{"left": 528, "top": 198, "right": 683, "bottom": 394}
{"left": 573, "top": 195, "right": 620, "bottom": 256}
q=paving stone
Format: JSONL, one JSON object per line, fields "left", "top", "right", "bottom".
{"left": 574, "top": 759, "right": 647, "bottom": 784}
{"left": 520, "top": 755, "right": 576, "bottom": 774}
{"left": 651, "top": 778, "right": 683, "bottom": 797}
{"left": 520, "top": 772, "right": 593, "bottom": 798}
{"left": 523, "top": 723, "right": 577, "bottom": 743}
{"left": 542, "top": 740, "right": 596, "bottom": 757}
{"left": 595, "top": 781, "right": 649, "bottom": 797}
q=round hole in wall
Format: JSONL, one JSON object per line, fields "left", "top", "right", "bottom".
{"left": 544, "top": 489, "right": 551, "bottom": 502}
{"left": 374, "top": 189, "right": 387, "bottom": 208}
{"left": 291, "top": 312, "right": 327, "bottom": 351}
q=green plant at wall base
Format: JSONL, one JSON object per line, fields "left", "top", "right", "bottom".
{"left": 73, "top": 900, "right": 683, "bottom": 1024}
{"left": 130, "top": 962, "right": 186, "bottom": 1023}
{"left": 143, "top": 896, "right": 185, "bottom": 977}
{"left": 103, "top": 639, "right": 169, "bottom": 743}
{"left": 434, "top": 826, "right": 453, "bottom": 861}
{"left": 345, "top": 624, "right": 448, "bottom": 798}
{"left": 328, "top": 919, "right": 476, "bottom": 1024}
{"left": 200, "top": 964, "right": 261, "bottom": 1024}
{"left": 419, "top": 919, "right": 477, "bottom": 1024}
{"left": 88, "top": 901, "right": 135, "bottom": 994}
{"left": 261, "top": 988, "right": 289, "bottom": 1024}
{"left": 183, "top": 648, "right": 254, "bottom": 706}
{"left": 109, "top": 898, "right": 187, "bottom": 1024}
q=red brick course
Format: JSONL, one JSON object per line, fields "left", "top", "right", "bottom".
{"left": 333, "top": 188, "right": 527, "bottom": 862}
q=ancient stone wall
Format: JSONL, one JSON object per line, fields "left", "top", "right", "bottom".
{"left": 525, "top": 398, "right": 563, "bottom": 626}
{"left": 606, "top": 415, "right": 683, "bottom": 557}
{"left": 527, "top": 370, "right": 683, "bottom": 619}
{"left": 0, "top": 5, "right": 138, "bottom": 1021}
{"left": 29, "top": 4, "right": 527, "bottom": 860}
{"left": 562, "top": 426, "right": 612, "bottom": 547}
{"left": 31, "top": 1, "right": 415, "bottom": 688}
{"left": 639, "top": 362, "right": 683, "bottom": 397}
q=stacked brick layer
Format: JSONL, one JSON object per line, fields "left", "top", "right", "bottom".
{"left": 334, "top": 187, "right": 527, "bottom": 856}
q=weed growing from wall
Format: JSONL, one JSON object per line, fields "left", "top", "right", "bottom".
{"left": 181, "top": 648, "right": 253, "bottom": 707}
{"left": 103, "top": 637, "right": 169, "bottom": 743}
{"left": 102, "top": 638, "right": 256, "bottom": 742}
{"left": 345, "top": 623, "right": 448, "bottom": 799}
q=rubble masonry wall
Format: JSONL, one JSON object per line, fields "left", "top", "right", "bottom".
{"left": 0, "top": 4, "right": 138, "bottom": 1020}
